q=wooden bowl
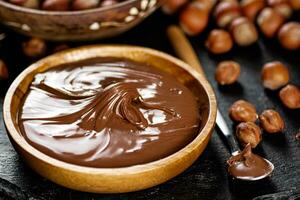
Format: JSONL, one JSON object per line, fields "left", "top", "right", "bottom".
{"left": 3, "top": 45, "right": 217, "bottom": 193}
{"left": 0, "top": 0, "right": 162, "bottom": 41}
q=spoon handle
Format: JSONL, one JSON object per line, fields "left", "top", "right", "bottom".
{"left": 167, "top": 25, "right": 240, "bottom": 155}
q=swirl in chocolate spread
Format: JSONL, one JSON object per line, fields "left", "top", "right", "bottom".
{"left": 19, "top": 58, "right": 201, "bottom": 168}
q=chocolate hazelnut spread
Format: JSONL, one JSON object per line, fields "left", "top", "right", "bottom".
{"left": 19, "top": 57, "right": 201, "bottom": 168}
{"left": 227, "top": 144, "right": 273, "bottom": 179}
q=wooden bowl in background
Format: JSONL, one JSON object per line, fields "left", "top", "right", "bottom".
{"left": 3, "top": 45, "right": 217, "bottom": 193}
{"left": 0, "top": 0, "right": 162, "bottom": 41}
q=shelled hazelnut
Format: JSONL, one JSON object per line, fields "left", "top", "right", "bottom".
{"left": 179, "top": 2, "right": 209, "bottom": 36}
{"left": 267, "top": 0, "right": 293, "bottom": 18}
{"left": 259, "top": 109, "right": 285, "bottom": 133}
{"left": 278, "top": 22, "right": 300, "bottom": 50}
{"left": 72, "top": 0, "right": 100, "bottom": 10}
{"left": 42, "top": 0, "right": 70, "bottom": 11}
{"left": 229, "top": 100, "right": 258, "bottom": 122}
{"left": 215, "top": 61, "right": 240, "bottom": 85}
{"left": 257, "top": 7, "right": 285, "bottom": 38}
{"left": 162, "top": 0, "right": 188, "bottom": 14}
{"left": 22, "top": 38, "right": 47, "bottom": 58}
{"left": 214, "top": 1, "right": 241, "bottom": 28}
{"left": 261, "top": 61, "right": 289, "bottom": 90}
{"left": 230, "top": 17, "right": 258, "bottom": 46}
{"left": 0, "top": 59, "right": 8, "bottom": 80}
{"left": 289, "top": 0, "right": 300, "bottom": 10}
{"left": 9, "top": 0, "right": 39, "bottom": 9}
{"left": 205, "top": 29, "right": 233, "bottom": 54}
{"left": 240, "top": 0, "right": 266, "bottom": 22}
{"left": 279, "top": 84, "right": 300, "bottom": 109}
{"left": 236, "top": 122, "right": 262, "bottom": 148}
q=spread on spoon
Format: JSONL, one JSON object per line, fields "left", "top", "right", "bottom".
{"left": 227, "top": 144, "right": 273, "bottom": 180}
{"left": 18, "top": 57, "right": 201, "bottom": 168}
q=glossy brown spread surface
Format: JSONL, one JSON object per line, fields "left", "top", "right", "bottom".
{"left": 227, "top": 144, "right": 273, "bottom": 179}
{"left": 18, "top": 58, "right": 201, "bottom": 168}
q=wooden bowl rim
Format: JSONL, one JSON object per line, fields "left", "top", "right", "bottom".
{"left": 0, "top": 0, "right": 158, "bottom": 15}
{"left": 3, "top": 45, "right": 217, "bottom": 175}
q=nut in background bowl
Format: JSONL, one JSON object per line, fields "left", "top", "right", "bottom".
{"left": 3, "top": 45, "right": 217, "bottom": 193}
{"left": 0, "top": 0, "right": 162, "bottom": 41}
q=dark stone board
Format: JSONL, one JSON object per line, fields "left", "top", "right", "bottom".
{"left": 0, "top": 10, "right": 299, "bottom": 200}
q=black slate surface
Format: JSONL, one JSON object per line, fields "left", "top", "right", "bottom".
{"left": 0, "top": 10, "right": 299, "bottom": 200}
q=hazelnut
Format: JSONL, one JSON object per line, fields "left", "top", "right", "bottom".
{"left": 214, "top": 1, "right": 241, "bottom": 28}
{"left": 162, "top": 0, "right": 188, "bottom": 14}
{"left": 72, "top": 0, "right": 99, "bottom": 10}
{"left": 279, "top": 84, "right": 300, "bottom": 109}
{"left": 257, "top": 7, "right": 285, "bottom": 38}
{"left": 205, "top": 29, "right": 233, "bottom": 54}
{"left": 259, "top": 109, "right": 285, "bottom": 133}
{"left": 22, "top": 37, "right": 47, "bottom": 58}
{"left": 229, "top": 100, "right": 258, "bottom": 122}
{"left": 278, "top": 22, "right": 300, "bottom": 50}
{"left": 0, "top": 59, "right": 8, "bottom": 80}
{"left": 289, "top": 0, "right": 300, "bottom": 10}
{"left": 236, "top": 122, "right": 262, "bottom": 148}
{"left": 42, "top": 0, "right": 70, "bottom": 11}
{"left": 195, "top": 0, "right": 217, "bottom": 12}
{"left": 240, "top": 0, "right": 266, "bottom": 21}
{"left": 267, "top": 0, "right": 293, "bottom": 18}
{"left": 261, "top": 61, "right": 289, "bottom": 90}
{"left": 9, "top": 0, "right": 39, "bottom": 9}
{"left": 215, "top": 61, "right": 241, "bottom": 85}
{"left": 230, "top": 17, "right": 258, "bottom": 46}
{"left": 179, "top": 2, "right": 209, "bottom": 36}
{"left": 296, "top": 129, "right": 300, "bottom": 141}
{"left": 100, "top": 0, "right": 118, "bottom": 7}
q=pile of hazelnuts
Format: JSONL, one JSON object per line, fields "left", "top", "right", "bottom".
{"left": 163, "top": 0, "right": 300, "bottom": 52}
{"left": 215, "top": 59, "right": 300, "bottom": 146}
{"left": 5, "top": 0, "right": 121, "bottom": 11}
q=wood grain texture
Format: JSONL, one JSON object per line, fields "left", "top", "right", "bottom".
{"left": 0, "top": 10, "right": 299, "bottom": 200}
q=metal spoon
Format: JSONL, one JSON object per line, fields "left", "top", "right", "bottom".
{"left": 167, "top": 25, "right": 274, "bottom": 181}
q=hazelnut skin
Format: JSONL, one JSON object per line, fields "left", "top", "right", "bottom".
{"left": 279, "top": 84, "right": 300, "bottom": 109}
{"left": 278, "top": 22, "right": 300, "bottom": 50}
{"left": 261, "top": 61, "right": 289, "bottom": 90}
{"left": 195, "top": 0, "right": 217, "bottom": 12}
{"left": 179, "top": 2, "right": 209, "bottom": 36}
{"left": 236, "top": 122, "right": 262, "bottom": 148}
{"left": 259, "top": 109, "right": 285, "bottom": 133}
{"left": 230, "top": 17, "right": 258, "bottom": 46}
{"left": 22, "top": 37, "right": 47, "bottom": 58}
{"left": 257, "top": 7, "right": 285, "bottom": 38}
{"left": 0, "top": 59, "right": 8, "bottom": 80}
{"left": 215, "top": 61, "right": 241, "bottom": 85}
{"left": 162, "top": 0, "right": 188, "bottom": 14}
{"left": 205, "top": 29, "right": 233, "bottom": 54}
{"left": 72, "top": 0, "right": 99, "bottom": 10}
{"left": 42, "top": 0, "right": 70, "bottom": 11}
{"left": 267, "top": 0, "right": 293, "bottom": 18}
{"left": 289, "top": 0, "right": 300, "bottom": 10}
{"left": 240, "top": 0, "right": 266, "bottom": 21}
{"left": 229, "top": 100, "right": 258, "bottom": 122}
{"left": 214, "top": 1, "right": 241, "bottom": 28}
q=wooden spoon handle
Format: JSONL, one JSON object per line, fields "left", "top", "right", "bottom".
{"left": 167, "top": 25, "right": 206, "bottom": 76}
